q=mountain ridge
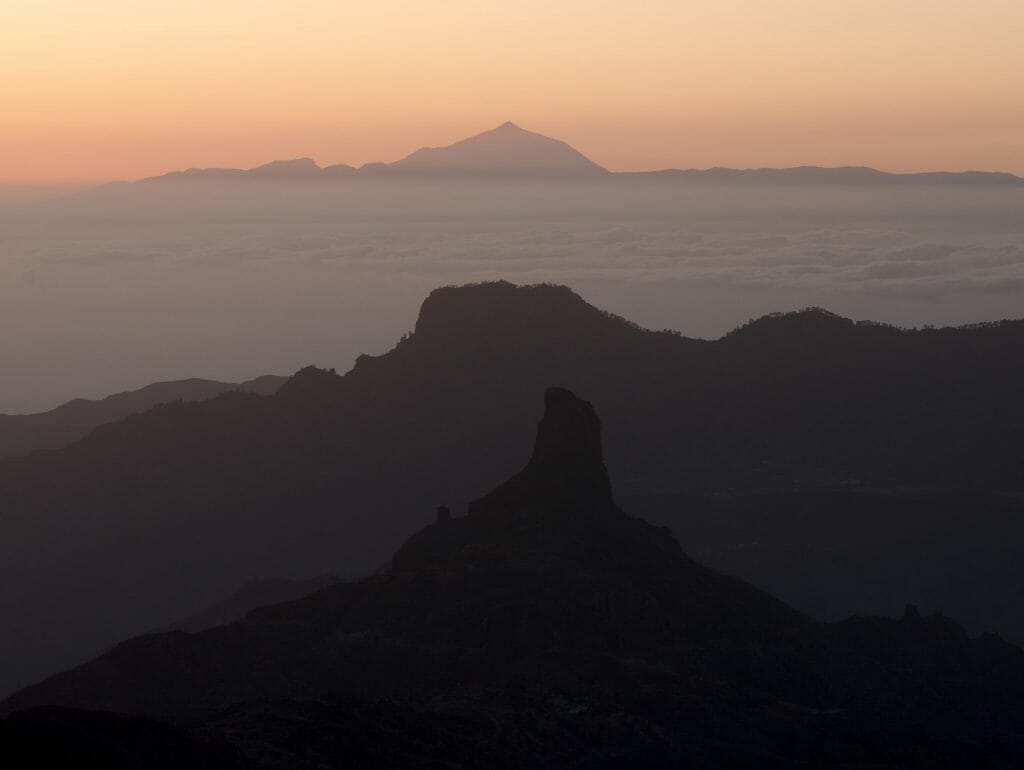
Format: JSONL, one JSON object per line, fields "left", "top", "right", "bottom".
{"left": 389, "top": 121, "right": 607, "bottom": 174}
{"left": 0, "top": 375, "right": 286, "bottom": 460}
{"left": 2, "top": 281, "right": 1024, "bottom": 702}
{"left": 61, "top": 123, "right": 1024, "bottom": 189}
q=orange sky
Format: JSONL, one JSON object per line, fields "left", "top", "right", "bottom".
{"left": 3, "top": 0, "right": 1023, "bottom": 182}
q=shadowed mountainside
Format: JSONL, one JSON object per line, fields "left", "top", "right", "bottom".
{"left": 159, "top": 574, "right": 341, "bottom": 634}
{"left": 0, "top": 375, "right": 285, "bottom": 460}
{"left": 4, "top": 389, "right": 1024, "bottom": 768}
{"left": 2, "top": 281, "right": 1024, "bottom": 700}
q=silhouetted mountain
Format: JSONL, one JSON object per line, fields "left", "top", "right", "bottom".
{"left": 245, "top": 158, "right": 321, "bottom": 178}
{"left": 321, "top": 162, "right": 358, "bottom": 176}
{"left": 70, "top": 123, "right": 1023, "bottom": 192}
{"left": 5, "top": 390, "right": 1024, "bottom": 768}
{"left": 128, "top": 123, "right": 605, "bottom": 185}
{"left": 0, "top": 375, "right": 285, "bottom": 460}
{"left": 620, "top": 165, "right": 1024, "bottom": 186}
{"left": 388, "top": 121, "right": 607, "bottom": 175}
{"left": 140, "top": 158, "right": 323, "bottom": 184}
{"left": 2, "top": 282, "right": 1024, "bottom": 701}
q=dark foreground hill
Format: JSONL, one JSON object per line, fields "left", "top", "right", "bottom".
{"left": 4, "top": 390, "right": 1024, "bottom": 768}
{"left": 0, "top": 375, "right": 285, "bottom": 460}
{"left": 2, "top": 281, "right": 1024, "bottom": 699}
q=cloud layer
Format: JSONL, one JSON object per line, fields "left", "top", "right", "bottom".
{"left": 2, "top": 191, "right": 1023, "bottom": 411}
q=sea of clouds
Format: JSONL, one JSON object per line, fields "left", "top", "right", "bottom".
{"left": 2, "top": 184, "right": 1022, "bottom": 412}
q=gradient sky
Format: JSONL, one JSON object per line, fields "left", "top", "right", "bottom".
{"left": 3, "top": 0, "right": 1023, "bottom": 182}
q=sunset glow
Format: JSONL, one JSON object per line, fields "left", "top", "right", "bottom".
{"left": 3, "top": 0, "right": 1023, "bottom": 182}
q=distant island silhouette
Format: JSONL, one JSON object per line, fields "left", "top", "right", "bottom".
{"left": 85, "top": 122, "right": 1023, "bottom": 188}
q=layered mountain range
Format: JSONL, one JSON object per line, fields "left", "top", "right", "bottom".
{"left": 86, "top": 122, "right": 1024, "bottom": 188}
{"left": 4, "top": 388, "right": 1024, "bottom": 767}
{"left": 0, "top": 376, "right": 285, "bottom": 460}
{"left": 2, "top": 281, "right": 1023, "bottom": 702}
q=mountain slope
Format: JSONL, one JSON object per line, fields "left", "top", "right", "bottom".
{"left": 2, "top": 282, "right": 1024, "bottom": 700}
{"left": 159, "top": 574, "right": 340, "bottom": 634}
{"left": 0, "top": 375, "right": 285, "bottom": 460}
{"left": 139, "top": 158, "right": 322, "bottom": 183}
{"left": 5, "top": 390, "right": 1024, "bottom": 768}
{"left": 125, "top": 122, "right": 606, "bottom": 185}
{"left": 388, "top": 121, "right": 607, "bottom": 174}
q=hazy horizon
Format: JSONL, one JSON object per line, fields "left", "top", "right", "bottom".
{"left": 3, "top": 119, "right": 1024, "bottom": 189}
{"left": 4, "top": 1, "right": 1024, "bottom": 184}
